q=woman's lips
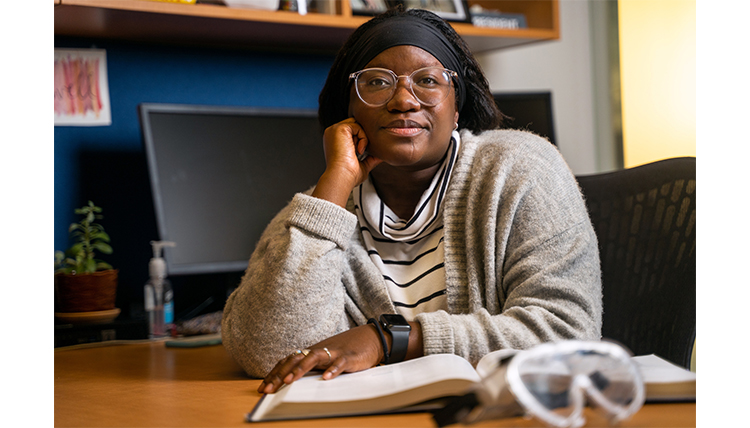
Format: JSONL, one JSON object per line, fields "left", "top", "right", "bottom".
{"left": 387, "top": 127, "right": 423, "bottom": 136}
{"left": 383, "top": 120, "right": 425, "bottom": 136}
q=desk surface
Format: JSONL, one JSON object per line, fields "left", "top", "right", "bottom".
{"left": 54, "top": 341, "right": 696, "bottom": 427}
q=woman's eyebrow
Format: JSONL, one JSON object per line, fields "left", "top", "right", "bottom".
{"left": 364, "top": 60, "right": 442, "bottom": 71}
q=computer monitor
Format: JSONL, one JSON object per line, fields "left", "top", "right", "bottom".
{"left": 139, "top": 103, "right": 326, "bottom": 276}
{"left": 493, "top": 92, "right": 557, "bottom": 146}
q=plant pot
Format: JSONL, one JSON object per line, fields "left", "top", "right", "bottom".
{"left": 55, "top": 269, "right": 119, "bottom": 313}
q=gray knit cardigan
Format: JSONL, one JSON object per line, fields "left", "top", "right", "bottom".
{"left": 221, "top": 129, "right": 603, "bottom": 378}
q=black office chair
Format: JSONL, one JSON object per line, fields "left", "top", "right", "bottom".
{"left": 576, "top": 157, "right": 696, "bottom": 369}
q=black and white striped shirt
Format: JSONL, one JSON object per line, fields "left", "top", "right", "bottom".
{"left": 354, "top": 131, "right": 460, "bottom": 321}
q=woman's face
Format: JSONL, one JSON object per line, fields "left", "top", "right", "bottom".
{"left": 348, "top": 45, "right": 459, "bottom": 172}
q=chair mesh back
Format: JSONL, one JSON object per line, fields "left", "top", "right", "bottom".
{"left": 576, "top": 157, "right": 696, "bottom": 368}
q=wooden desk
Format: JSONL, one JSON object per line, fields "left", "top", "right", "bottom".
{"left": 55, "top": 341, "right": 696, "bottom": 427}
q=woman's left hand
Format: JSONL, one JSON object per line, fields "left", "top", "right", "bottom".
{"left": 257, "top": 323, "right": 386, "bottom": 394}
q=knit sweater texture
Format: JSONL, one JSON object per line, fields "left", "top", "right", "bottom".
{"left": 221, "top": 129, "right": 603, "bottom": 378}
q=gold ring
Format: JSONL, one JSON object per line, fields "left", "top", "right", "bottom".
{"left": 301, "top": 348, "right": 311, "bottom": 357}
{"left": 323, "top": 347, "right": 332, "bottom": 365}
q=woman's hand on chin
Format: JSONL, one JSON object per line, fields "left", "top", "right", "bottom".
{"left": 257, "top": 324, "right": 385, "bottom": 394}
{"left": 312, "top": 118, "right": 382, "bottom": 208}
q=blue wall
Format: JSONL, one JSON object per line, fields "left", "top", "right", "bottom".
{"left": 55, "top": 37, "right": 334, "bottom": 317}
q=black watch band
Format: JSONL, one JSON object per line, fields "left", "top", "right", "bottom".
{"left": 379, "top": 314, "right": 410, "bottom": 364}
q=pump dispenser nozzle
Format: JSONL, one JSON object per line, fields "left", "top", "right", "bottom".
{"left": 150, "top": 240, "right": 176, "bottom": 259}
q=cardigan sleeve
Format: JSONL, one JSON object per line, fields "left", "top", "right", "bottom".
{"left": 221, "top": 192, "right": 359, "bottom": 378}
{"left": 416, "top": 130, "right": 603, "bottom": 366}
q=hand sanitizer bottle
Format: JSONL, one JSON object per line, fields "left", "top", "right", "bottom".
{"left": 145, "top": 241, "right": 176, "bottom": 338}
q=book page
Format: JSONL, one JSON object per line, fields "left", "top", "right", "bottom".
{"left": 632, "top": 354, "right": 695, "bottom": 402}
{"left": 283, "top": 353, "right": 481, "bottom": 403}
{"left": 475, "top": 348, "right": 519, "bottom": 378}
{"left": 633, "top": 354, "right": 696, "bottom": 384}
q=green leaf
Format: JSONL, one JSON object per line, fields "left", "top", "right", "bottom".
{"left": 96, "top": 261, "right": 113, "bottom": 271}
{"left": 54, "top": 252, "right": 66, "bottom": 270}
{"left": 91, "top": 231, "right": 111, "bottom": 242}
{"left": 92, "top": 242, "right": 113, "bottom": 254}
{"left": 68, "top": 246, "right": 84, "bottom": 259}
{"left": 85, "top": 258, "right": 97, "bottom": 274}
{"left": 55, "top": 266, "right": 74, "bottom": 274}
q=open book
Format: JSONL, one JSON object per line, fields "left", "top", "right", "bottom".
{"left": 631, "top": 354, "right": 696, "bottom": 402}
{"left": 247, "top": 350, "right": 695, "bottom": 422}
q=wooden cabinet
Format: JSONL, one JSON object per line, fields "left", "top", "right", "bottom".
{"left": 54, "top": 0, "right": 559, "bottom": 53}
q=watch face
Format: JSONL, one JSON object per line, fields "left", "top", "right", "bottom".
{"left": 380, "top": 314, "right": 410, "bottom": 332}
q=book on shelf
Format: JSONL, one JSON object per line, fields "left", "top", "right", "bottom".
{"left": 219, "top": 0, "right": 333, "bottom": 14}
{"left": 246, "top": 349, "right": 696, "bottom": 422}
{"left": 221, "top": 0, "right": 283, "bottom": 11}
{"left": 307, "top": 0, "right": 337, "bottom": 15}
{"left": 467, "top": 5, "right": 527, "bottom": 30}
{"left": 471, "top": 12, "right": 527, "bottom": 29}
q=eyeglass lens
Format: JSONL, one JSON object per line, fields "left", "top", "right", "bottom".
{"left": 353, "top": 67, "right": 454, "bottom": 107}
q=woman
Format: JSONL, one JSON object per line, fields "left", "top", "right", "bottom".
{"left": 221, "top": 7, "right": 602, "bottom": 394}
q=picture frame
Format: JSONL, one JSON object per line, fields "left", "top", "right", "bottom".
{"left": 396, "top": 0, "right": 470, "bottom": 22}
{"left": 54, "top": 49, "right": 112, "bottom": 126}
{"left": 351, "top": 0, "right": 389, "bottom": 16}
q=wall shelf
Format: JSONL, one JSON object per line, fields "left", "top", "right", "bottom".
{"left": 55, "top": 0, "right": 559, "bottom": 53}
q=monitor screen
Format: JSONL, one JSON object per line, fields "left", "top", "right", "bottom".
{"left": 494, "top": 92, "right": 557, "bottom": 146}
{"left": 139, "top": 103, "right": 326, "bottom": 275}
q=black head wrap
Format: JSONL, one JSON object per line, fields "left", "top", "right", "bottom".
{"left": 340, "top": 14, "right": 466, "bottom": 112}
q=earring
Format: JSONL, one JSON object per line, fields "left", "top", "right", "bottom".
{"left": 453, "top": 122, "right": 459, "bottom": 130}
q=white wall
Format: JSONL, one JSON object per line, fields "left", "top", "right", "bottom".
{"left": 476, "top": 0, "right": 601, "bottom": 175}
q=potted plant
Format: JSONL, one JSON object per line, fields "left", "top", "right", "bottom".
{"left": 55, "top": 201, "right": 119, "bottom": 319}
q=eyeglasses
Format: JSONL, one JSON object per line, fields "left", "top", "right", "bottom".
{"left": 435, "top": 341, "right": 646, "bottom": 428}
{"left": 349, "top": 66, "right": 457, "bottom": 107}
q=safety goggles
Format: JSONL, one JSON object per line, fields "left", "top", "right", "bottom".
{"left": 435, "top": 340, "right": 645, "bottom": 428}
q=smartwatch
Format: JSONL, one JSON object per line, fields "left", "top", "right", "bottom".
{"left": 379, "top": 314, "right": 411, "bottom": 364}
